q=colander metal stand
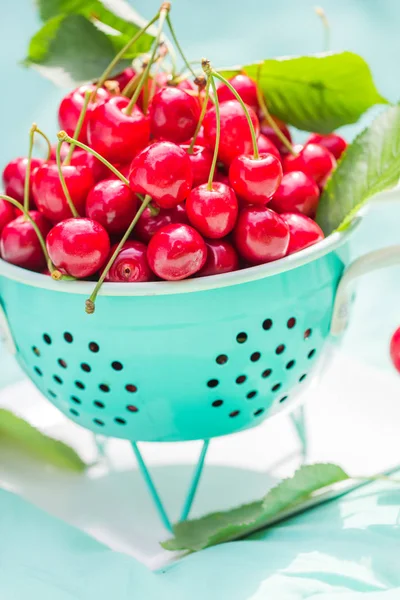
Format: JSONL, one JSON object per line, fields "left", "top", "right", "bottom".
{"left": 131, "top": 440, "right": 210, "bottom": 532}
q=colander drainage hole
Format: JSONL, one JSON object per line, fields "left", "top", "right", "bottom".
{"left": 246, "top": 390, "right": 257, "bottom": 399}
{"left": 75, "top": 381, "right": 85, "bottom": 390}
{"left": 287, "top": 317, "right": 296, "bottom": 329}
{"left": 254, "top": 408, "right": 264, "bottom": 416}
{"left": 236, "top": 332, "right": 248, "bottom": 343}
{"left": 272, "top": 383, "right": 282, "bottom": 392}
{"left": 64, "top": 332, "right": 73, "bottom": 343}
{"left": 115, "top": 417, "right": 126, "bottom": 425}
{"left": 126, "top": 384, "right": 137, "bottom": 393}
{"left": 229, "top": 410, "right": 240, "bottom": 418}
{"left": 81, "top": 363, "right": 91, "bottom": 373}
{"left": 93, "top": 419, "right": 104, "bottom": 426}
{"left": 43, "top": 334, "right": 52, "bottom": 345}
{"left": 216, "top": 354, "right": 228, "bottom": 365}
{"left": 212, "top": 400, "right": 223, "bottom": 407}
{"left": 70, "top": 409, "right": 79, "bottom": 417}
{"left": 94, "top": 401, "right": 105, "bottom": 409}
{"left": 262, "top": 369, "right": 272, "bottom": 378}
{"left": 279, "top": 396, "right": 288, "bottom": 403}
{"left": 99, "top": 384, "right": 110, "bottom": 393}
{"left": 89, "top": 342, "right": 100, "bottom": 353}
{"left": 127, "top": 405, "right": 139, "bottom": 412}
{"left": 299, "top": 374, "right": 307, "bottom": 382}
{"left": 304, "top": 328, "right": 312, "bottom": 339}
{"left": 207, "top": 379, "right": 219, "bottom": 388}
{"left": 34, "top": 367, "right": 42, "bottom": 376}
{"left": 236, "top": 375, "right": 246, "bottom": 384}
{"left": 286, "top": 360, "right": 295, "bottom": 370}
{"left": 53, "top": 375, "right": 63, "bottom": 385}
{"left": 58, "top": 359, "right": 67, "bottom": 369}
{"left": 47, "top": 390, "right": 57, "bottom": 398}
{"left": 262, "top": 318, "right": 273, "bottom": 330}
{"left": 112, "top": 361, "right": 123, "bottom": 371}
{"left": 275, "top": 344, "right": 285, "bottom": 355}
{"left": 250, "top": 352, "right": 261, "bottom": 362}
{"left": 308, "top": 349, "right": 316, "bottom": 359}
{"left": 71, "top": 396, "right": 81, "bottom": 404}
{"left": 32, "top": 346, "right": 40, "bottom": 357}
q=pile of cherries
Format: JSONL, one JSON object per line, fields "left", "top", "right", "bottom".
{"left": 0, "top": 46, "right": 347, "bottom": 296}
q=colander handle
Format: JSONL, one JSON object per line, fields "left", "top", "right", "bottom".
{"left": 331, "top": 244, "right": 400, "bottom": 336}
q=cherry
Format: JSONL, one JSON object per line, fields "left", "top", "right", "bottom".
{"left": 307, "top": 133, "right": 347, "bottom": 160}
{"left": 135, "top": 203, "right": 188, "bottom": 243}
{"left": 217, "top": 74, "right": 258, "bottom": 112}
{"left": 103, "top": 241, "right": 153, "bottom": 282}
{"left": 109, "top": 163, "right": 132, "bottom": 180}
{"left": 390, "top": 327, "right": 400, "bottom": 373}
{"left": 260, "top": 117, "right": 292, "bottom": 156}
{"left": 86, "top": 179, "right": 138, "bottom": 235}
{"left": 112, "top": 67, "right": 137, "bottom": 91}
{"left": 203, "top": 100, "right": 260, "bottom": 166}
{"left": 229, "top": 153, "right": 282, "bottom": 205}
{"left": 283, "top": 143, "right": 336, "bottom": 185}
{"left": 129, "top": 141, "right": 193, "bottom": 208}
{"left": 0, "top": 211, "right": 51, "bottom": 271}
{"left": 176, "top": 79, "right": 197, "bottom": 93}
{"left": 257, "top": 135, "right": 281, "bottom": 161}
{"left": 150, "top": 87, "right": 201, "bottom": 143}
{"left": 147, "top": 223, "right": 207, "bottom": 281}
{"left": 2, "top": 157, "right": 44, "bottom": 203}
{"left": 58, "top": 84, "right": 110, "bottom": 144}
{"left": 270, "top": 171, "right": 320, "bottom": 217}
{"left": 32, "top": 163, "right": 95, "bottom": 222}
{"left": 214, "top": 170, "right": 230, "bottom": 186}
{"left": 184, "top": 126, "right": 207, "bottom": 147}
{"left": 50, "top": 145, "right": 108, "bottom": 183}
{"left": 46, "top": 218, "right": 110, "bottom": 278}
{"left": 180, "top": 144, "right": 213, "bottom": 187}
{"left": 234, "top": 206, "right": 289, "bottom": 264}
{"left": 281, "top": 212, "right": 324, "bottom": 255}
{"left": 186, "top": 182, "right": 238, "bottom": 238}
{"left": 87, "top": 96, "right": 150, "bottom": 163}
{"left": 198, "top": 239, "right": 239, "bottom": 276}
{"left": 0, "top": 200, "right": 15, "bottom": 235}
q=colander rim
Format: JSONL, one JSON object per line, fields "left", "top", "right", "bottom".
{"left": 0, "top": 220, "right": 358, "bottom": 296}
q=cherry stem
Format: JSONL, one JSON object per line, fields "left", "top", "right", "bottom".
{"left": 211, "top": 70, "right": 259, "bottom": 160}
{"left": 92, "top": 12, "right": 160, "bottom": 98}
{"left": 206, "top": 75, "right": 220, "bottom": 191}
{"left": 57, "top": 131, "right": 129, "bottom": 186}
{"left": 188, "top": 76, "right": 211, "bottom": 154}
{"left": 85, "top": 194, "right": 152, "bottom": 314}
{"left": 315, "top": 6, "right": 331, "bottom": 52}
{"left": 32, "top": 125, "right": 52, "bottom": 161}
{"left": 256, "top": 63, "right": 297, "bottom": 157}
{"left": 166, "top": 13, "right": 197, "bottom": 79}
{"left": 23, "top": 124, "right": 36, "bottom": 216}
{"left": 63, "top": 90, "right": 91, "bottom": 166}
{"left": 56, "top": 140, "right": 79, "bottom": 218}
{"left": 122, "top": 68, "right": 143, "bottom": 97}
{"left": 125, "top": 5, "right": 170, "bottom": 116}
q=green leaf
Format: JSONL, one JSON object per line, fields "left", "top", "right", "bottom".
{"left": 0, "top": 409, "right": 86, "bottom": 472}
{"left": 220, "top": 52, "right": 387, "bottom": 133}
{"left": 162, "top": 463, "right": 349, "bottom": 552}
{"left": 316, "top": 105, "right": 400, "bottom": 234}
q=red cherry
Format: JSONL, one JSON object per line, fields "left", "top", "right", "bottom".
{"left": 147, "top": 223, "right": 207, "bottom": 280}
{"left": 234, "top": 206, "right": 289, "bottom": 264}
{"left": 49, "top": 145, "right": 106, "bottom": 182}
{"left": 198, "top": 239, "right": 239, "bottom": 276}
{"left": 217, "top": 74, "right": 259, "bottom": 112}
{"left": 283, "top": 144, "right": 337, "bottom": 185}
{"left": 390, "top": 327, "right": 400, "bottom": 373}
{"left": 183, "top": 126, "right": 207, "bottom": 147}
{"left": 135, "top": 203, "right": 188, "bottom": 243}
{"left": 2, "top": 157, "right": 44, "bottom": 203}
{"left": 112, "top": 67, "right": 136, "bottom": 91}
{"left": 150, "top": 87, "right": 200, "bottom": 143}
{"left": 270, "top": 171, "right": 320, "bottom": 217}
{"left": 46, "top": 218, "right": 110, "bottom": 278}
{"left": 58, "top": 84, "right": 110, "bottom": 144}
{"left": 257, "top": 135, "right": 281, "bottom": 161}
{"left": 281, "top": 212, "right": 324, "bottom": 255}
{"left": 0, "top": 200, "right": 15, "bottom": 235}
{"left": 103, "top": 241, "right": 153, "bottom": 282}
{"left": 214, "top": 170, "right": 230, "bottom": 186}
{"left": 229, "top": 153, "right": 282, "bottom": 205}
{"left": 0, "top": 211, "right": 51, "bottom": 271}
{"left": 186, "top": 182, "right": 238, "bottom": 239}
{"left": 129, "top": 141, "right": 192, "bottom": 209}
{"left": 180, "top": 144, "right": 213, "bottom": 187}
{"left": 307, "top": 133, "right": 347, "bottom": 160}
{"left": 86, "top": 179, "right": 138, "bottom": 235}
{"left": 32, "top": 163, "right": 95, "bottom": 222}
{"left": 260, "top": 117, "right": 292, "bottom": 156}
{"left": 176, "top": 79, "right": 197, "bottom": 93}
{"left": 87, "top": 96, "right": 150, "bottom": 163}
{"left": 203, "top": 100, "right": 260, "bottom": 166}
{"left": 109, "top": 163, "right": 132, "bottom": 180}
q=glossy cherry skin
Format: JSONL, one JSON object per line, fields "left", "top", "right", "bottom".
{"left": 390, "top": 327, "right": 400, "bottom": 373}
{"left": 58, "top": 84, "right": 110, "bottom": 144}
{"left": 186, "top": 182, "right": 238, "bottom": 239}
{"left": 217, "top": 74, "right": 259, "bottom": 112}
{"left": 270, "top": 171, "right": 320, "bottom": 217}
{"left": 46, "top": 218, "right": 110, "bottom": 278}
{"left": 150, "top": 87, "right": 201, "bottom": 144}
{"left": 147, "top": 223, "right": 207, "bottom": 280}
{"left": 198, "top": 239, "right": 239, "bottom": 277}
{"left": 49, "top": 145, "right": 107, "bottom": 181}
{"left": 260, "top": 117, "right": 292, "bottom": 156}
{"left": 283, "top": 144, "right": 337, "bottom": 185}
{"left": 86, "top": 179, "right": 138, "bottom": 235}
{"left": 183, "top": 126, "right": 207, "bottom": 147}
{"left": 229, "top": 153, "right": 282, "bottom": 205}
{"left": 103, "top": 241, "right": 153, "bottom": 282}
{"left": 281, "top": 212, "right": 324, "bottom": 255}
{"left": 32, "top": 163, "right": 95, "bottom": 222}
{"left": 180, "top": 144, "right": 213, "bottom": 187}
{"left": 0, "top": 200, "right": 15, "bottom": 235}
{"left": 135, "top": 204, "right": 188, "bottom": 243}
{"left": 307, "top": 133, "right": 347, "bottom": 160}
{"left": 87, "top": 96, "right": 150, "bottom": 163}
{"left": 3, "top": 157, "right": 44, "bottom": 203}
{"left": 129, "top": 141, "right": 193, "bottom": 209}
{"left": 112, "top": 67, "right": 136, "bottom": 91}
{"left": 203, "top": 100, "right": 260, "bottom": 166}
{"left": 234, "top": 206, "right": 289, "bottom": 264}
{"left": 257, "top": 135, "right": 281, "bottom": 161}
{"left": 0, "top": 211, "right": 51, "bottom": 271}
